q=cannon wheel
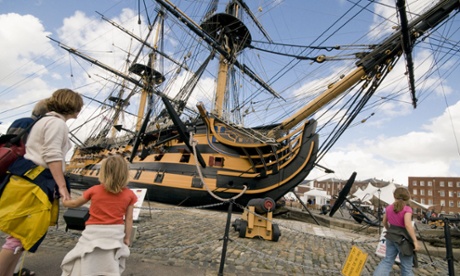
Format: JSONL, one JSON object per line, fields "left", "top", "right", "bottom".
{"left": 272, "top": 224, "right": 281, "bottom": 242}
{"left": 238, "top": 220, "right": 248, "bottom": 238}
{"left": 232, "top": 218, "right": 241, "bottom": 232}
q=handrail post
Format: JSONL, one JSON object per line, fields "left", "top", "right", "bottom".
{"left": 443, "top": 217, "right": 455, "bottom": 276}
{"left": 429, "top": 216, "right": 460, "bottom": 276}
{"left": 218, "top": 200, "right": 233, "bottom": 275}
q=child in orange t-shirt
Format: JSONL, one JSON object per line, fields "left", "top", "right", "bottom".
{"left": 61, "top": 155, "right": 137, "bottom": 275}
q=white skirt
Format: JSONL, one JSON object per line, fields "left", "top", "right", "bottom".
{"left": 61, "top": 224, "right": 130, "bottom": 276}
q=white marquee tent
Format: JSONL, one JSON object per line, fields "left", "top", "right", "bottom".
{"left": 284, "top": 191, "right": 297, "bottom": 201}
{"left": 303, "top": 189, "right": 331, "bottom": 206}
{"left": 351, "top": 182, "right": 432, "bottom": 210}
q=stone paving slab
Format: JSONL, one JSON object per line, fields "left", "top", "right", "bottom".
{"left": 2, "top": 194, "right": 460, "bottom": 276}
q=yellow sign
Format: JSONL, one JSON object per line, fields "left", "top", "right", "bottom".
{"left": 341, "top": 245, "right": 368, "bottom": 276}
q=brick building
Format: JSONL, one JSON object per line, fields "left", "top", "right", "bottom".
{"left": 408, "top": 176, "right": 460, "bottom": 215}
{"left": 292, "top": 176, "right": 460, "bottom": 215}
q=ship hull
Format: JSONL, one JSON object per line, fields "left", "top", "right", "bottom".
{"left": 67, "top": 119, "right": 318, "bottom": 208}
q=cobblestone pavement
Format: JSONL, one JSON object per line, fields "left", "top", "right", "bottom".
{"left": 3, "top": 193, "right": 459, "bottom": 276}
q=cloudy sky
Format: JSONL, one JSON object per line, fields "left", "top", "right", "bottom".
{"left": 0, "top": 0, "right": 459, "bottom": 185}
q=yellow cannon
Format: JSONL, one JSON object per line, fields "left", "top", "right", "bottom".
{"left": 232, "top": 197, "right": 281, "bottom": 241}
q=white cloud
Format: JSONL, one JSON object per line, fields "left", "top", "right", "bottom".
{"left": 313, "top": 99, "right": 460, "bottom": 184}
{"left": 0, "top": 13, "right": 59, "bottom": 125}
{"left": 0, "top": 13, "right": 55, "bottom": 89}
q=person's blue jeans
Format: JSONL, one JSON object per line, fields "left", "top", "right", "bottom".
{"left": 374, "top": 239, "right": 413, "bottom": 276}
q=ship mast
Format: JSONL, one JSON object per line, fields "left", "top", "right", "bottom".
{"left": 213, "top": 2, "right": 240, "bottom": 118}
{"left": 154, "top": 0, "right": 282, "bottom": 120}
{"left": 268, "top": 0, "right": 460, "bottom": 137}
{"left": 129, "top": 13, "right": 166, "bottom": 131}
{"left": 267, "top": 68, "right": 367, "bottom": 137}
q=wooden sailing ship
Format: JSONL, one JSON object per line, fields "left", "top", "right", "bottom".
{"left": 55, "top": 0, "right": 460, "bottom": 207}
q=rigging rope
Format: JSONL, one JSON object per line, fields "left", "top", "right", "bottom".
{"left": 190, "top": 132, "right": 247, "bottom": 202}
{"left": 316, "top": 57, "right": 399, "bottom": 162}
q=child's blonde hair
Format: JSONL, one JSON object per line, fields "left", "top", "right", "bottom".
{"left": 393, "top": 187, "right": 410, "bottom": 213}
{"left": 99, "top": 155, "right": 129, "bottom": 193}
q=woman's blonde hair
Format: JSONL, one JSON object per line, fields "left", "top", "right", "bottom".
{"left": 46, "top": 88, "right": 83, "bottom": 115}
{"left": 393, "top": 187, "right": 410, "bottom": 213}
{"left": 98, "top": 155, "right": 130, "bottom": 193}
